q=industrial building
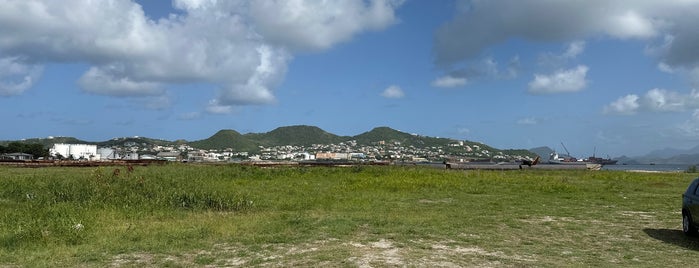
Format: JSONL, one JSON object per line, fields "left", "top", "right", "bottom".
{"left": 50, "top": 144, "right": 98, "bottom": 160}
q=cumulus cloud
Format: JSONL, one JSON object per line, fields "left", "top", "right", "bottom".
{"left": 249, "top": 0, "right": 401, "bottom": 52}
{"left": 0, "top": 57, "right": 42, "bottom": 96}
{"left": 563, "top": 41, "right": 586, "bottom": 59}
{"left": 539, "top": 41, "right": 586, "bottom": 67}
{"left": 675, "top": 109, "right": 699, "bottom": 139}
{"left": 381, "top": 85, "right": 405, "bottom": 98}
{"left": 604, "top": 88, "right": 699, "bottom": 115}
{"left": 604, "top": 94, "right": 640, "bottom": 115}
{"left": 0, "top": 0, "right": 401, "bottom": 110}
{"left": 644, "top": 88, "right": 699, "bottom": 112}
{"left": 432, "top": 56, "right": 519, "bottom": 87}
{"left": 433, "top": 0, "right": 699, "bottom": 70}
{"left": 205, "top": 99, "right": 235, "bottom": 115}
{"left": 528, "top": 65, "right": 589, "bottom": 94}
{"left": 431, "top": 75, "right": 467, "bottom": 88}
{"left": 658, "top": 62, "right": 675, "bottom": 73}
{"left": 78, "top": 66, "right": 163, "bottom": 97}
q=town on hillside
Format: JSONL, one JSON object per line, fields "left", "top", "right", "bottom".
{"left": 1, "top": 139, "right": 536, "bottom": 165}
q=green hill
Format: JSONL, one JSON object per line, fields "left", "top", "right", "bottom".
{"left": 189, "top": 130, "right": 258, "bottom": 151}
{"left": 1, "top": 125, "right": 537, "bottom": 159}
{"left": 0, "top": 137, "right": 92, "bottom": 148}
{"left": 245, "top": 125, "right": 347, "bottom": 147}
{"left": 353, "top": 127, "right": 453, "bottom": 147}
{"left": 96, "top": 137, "right": 174, "bottom": 148}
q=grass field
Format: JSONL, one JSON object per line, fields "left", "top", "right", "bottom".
{"left": 1, "top": 164, "right": 698, "bottom": 267}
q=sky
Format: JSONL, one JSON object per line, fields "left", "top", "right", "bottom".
{"left": 2, "top": 0, "right": 699, "bottom": 158}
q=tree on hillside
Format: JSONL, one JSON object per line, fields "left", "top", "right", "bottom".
{"left": 3, "top": 142, "right": 49, "bottom": 158}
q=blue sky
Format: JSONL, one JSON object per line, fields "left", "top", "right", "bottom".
{"left": 3, "top": 0, "right": 699, "bottom": 157}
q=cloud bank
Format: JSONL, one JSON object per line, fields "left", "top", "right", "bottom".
{"left": 528, "top": 65, "right": 589, "bottom": 94}
{"left": 0, "top": 57, "right": 42, "bottom": 96}
{"left": 433, "top": 1, "right": 699, "bottom": 67}
{"left": 604, "top": 88, "right": 699, "bottom": 115}
{"left": 0, "top": 0, "right": 402, "bottom": 111}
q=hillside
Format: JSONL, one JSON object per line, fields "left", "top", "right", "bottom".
{"left": 353, "top": 127, "right": 452, "bottom": 147}
{"left": 245, "top": 125, "right": 348, "bottom": 147}
{"left": 97, "top": 137, "right": 175, "bottom": 148}
{"left": 189, "top": 130, "right": 258, "bottom": 151}
{"left": 2, "top": 125, "right": 538, "bottom": 159}
{"left": 0, "top": 137, "right": 91, "bottom": 147}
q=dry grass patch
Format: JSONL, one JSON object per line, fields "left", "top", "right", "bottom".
{"left": 2, "top": 165, "right": 698, "bottom": 267}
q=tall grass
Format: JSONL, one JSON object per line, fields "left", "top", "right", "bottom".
{"left": 0, "top": 164, "right": 696, "bottom": 266}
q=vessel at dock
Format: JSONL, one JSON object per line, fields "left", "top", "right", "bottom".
{"left": 586, "top": 156, "right": 618, "bottom": 165}
{"left": 586, "top": 147, "right": 617, "bottom": 165}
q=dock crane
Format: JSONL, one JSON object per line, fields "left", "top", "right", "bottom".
{"left": 560, "top": 142, "right": 577, "bottom": 162}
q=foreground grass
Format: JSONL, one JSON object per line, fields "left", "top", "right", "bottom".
{"left": 0, "top": 164, "right": 697, "bottom": 267}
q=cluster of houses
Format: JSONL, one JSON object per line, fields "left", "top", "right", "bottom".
{"left": 0, "top": 153, "right": 34, "bottom": 160}
{"left": 1, "top": 138, "right": 532, "bottom": 164}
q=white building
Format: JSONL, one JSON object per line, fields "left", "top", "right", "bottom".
{"left": 97, "top": 148, "right": 120, "bottom": 160}
{"left": 50, "top": 144, "right": 97, "bottom": 160}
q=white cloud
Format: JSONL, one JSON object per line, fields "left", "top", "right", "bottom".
{"left": 528, "top": 65, "right": 589, "bottom": 94}
{"left": 604, "top": 88, "right": 699, "bottom": 115}
{"left": 676, "top": 109, "right": 699, "bottom": 138}
{"left": 504, "top": 56, "right": 520, "bottom": 79}
{"left": 433, "top": 56, "right": 519, "bottom": 86}
{"left": 431, "top": 75, "right": 467, "bottom": 88}
{"left": 658, "top": 62, "right": 675, "bottom": 73}
{"left": 563, "top": 41, "right": 586, "bottom": 59}
{"left": 539, "top": 41, "right": 586, "bottom": 67}
{"left": 433, "top": 0, "right": 699, "bottom": 71}
{"left": 78, "top": 66, "right": 163, "bottom": 97}
{"left": 249, "top": 0, "right": 402, "bottom": 51}
{"left": 604, "top": 94, "right": 640, "bottom": 115}
{"left": 607, "top": 10, "right": 658, "bottom": 39}
{"left": 381, "top": 85, "right": 405, "bottom": 99}
{"left": 205, "top": 100, "right": 235, "bottom": 114}
{"left": 0, "top": 57, "right": 42, "bottom": 96}
{"left": 0, "top": 0, "right": 401, "bottom": 110}
{"left": 643, "top": 88, "right": 699, "bottom": 112}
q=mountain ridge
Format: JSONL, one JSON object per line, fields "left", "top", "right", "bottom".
{"left": 7, "top": 126, "right": 699, "bottom": 164}
{"left": 1, "top": 125, "right": 535, "bottom": 158}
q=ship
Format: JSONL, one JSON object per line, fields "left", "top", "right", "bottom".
{"left": 586, "top": 147, "right": 617, "bottom": 165}
{"left": 586, "top": 156, "right": 618, "bottom": 165}
{"left": 548, "top": 143, "right": 585, "bottom": 165}
{"left": 548, "top": 151, "right": 586, "bottom": 165}
{"left": 549, "top": 144, "right": 617, "bottom": 166}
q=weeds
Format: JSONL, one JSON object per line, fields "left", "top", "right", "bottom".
{"left": 0, "top": 165, "right": 696, "bottom": 266}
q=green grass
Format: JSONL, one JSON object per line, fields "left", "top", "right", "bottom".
{"left": 0, "top": 164, "right": 697, "bottom": 266}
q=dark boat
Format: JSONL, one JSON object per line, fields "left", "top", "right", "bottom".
{"left": 587, "top": 147, "right": 617, "bottom": 165}
{"left": 587, "top": 156, "right": 618, "bottom": 165}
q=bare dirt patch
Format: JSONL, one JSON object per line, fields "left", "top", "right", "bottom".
{"left": 108, "top": 237, "right": 541, "bottom": 267}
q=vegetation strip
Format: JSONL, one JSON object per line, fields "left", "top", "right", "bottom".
{"left": 1, "top": 164, "right": 697, "bottom": 266}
